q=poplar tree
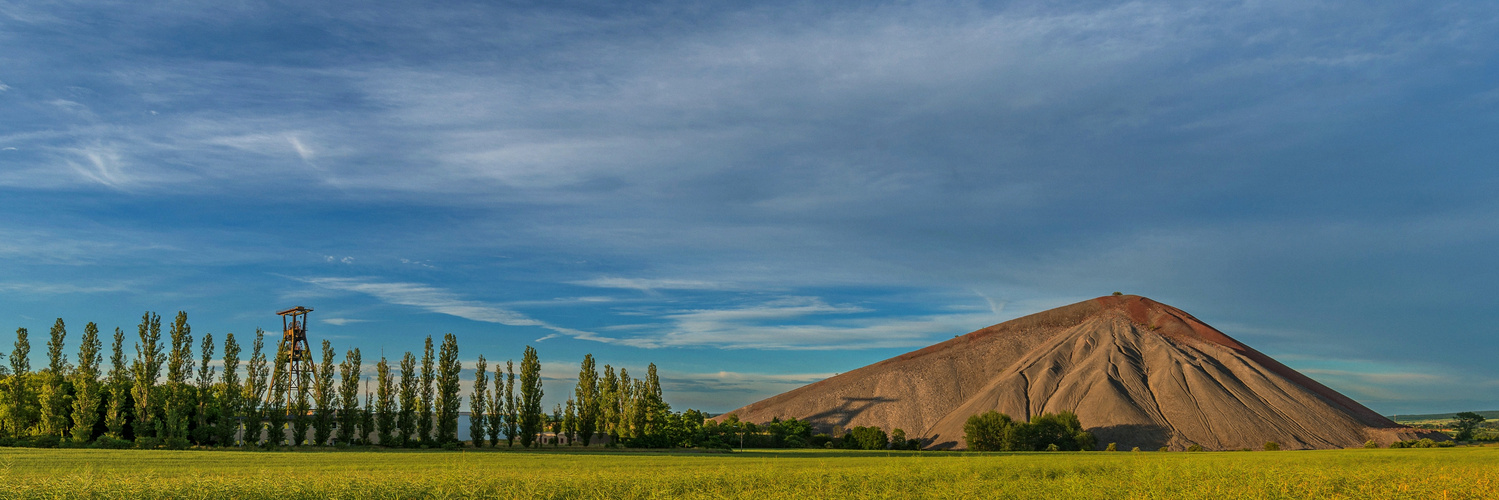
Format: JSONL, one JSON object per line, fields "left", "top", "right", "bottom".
{"left": 360, "top": 389, "right": 374, "bottom": 445}
{"left": 434, "top": 334, "right": 462, "bottom": 445}
{"left": 38, "top": 318, "right": 71, "bottom": 437}
{"left": 375, "top": 355, "right": 395, "bottom": 446}
{"left": 309, "top": 340, "right": 335, "bottom": 445}
{"left": 519, "top": 346, "right": 543, "bottom": 447}
{"left": 7, "top": 326, "right": 32, "bottom": 434}
{"left": 469, "top": 354, "right": 487, "bottom": 447}
{"left": 69, "top": 322, "right": 102, "bottom": 443}
{"left": 131, "top": 312, "right": 164, "bottom": 441}
{"left": 292, "top": 371, "right": 312, "bottom": 445}
{"left": 643, "top": 363, "right": 668, "bottom": 438}
{"left": 600, "top": 365, "right": 618, "bottom": 443}
{"left": 618, "top": 368, "right": 633, "bottom": 439}
{"left": 574, "top": 354, "right": 598, "bottom": 446}
{"left": 217, "top": 333, "right": 241, "bottom": 446}
{"left": 337, "top": 347, "right": 362, "bottom": 445}
{"left": 243, "top": 329, "right": 269, "bottom": 446}
{"left": 503, "top": 359, "right": 518, "bottom": 446}
{"left": 563, "top": 399, "right": 577, "bottom": 446}
{"left": 194, "top": 333, "right": 215, "bottom": 445}
{"left": 7, "top": 328, "right": 31, "bottom": 437}
{"left": 266, "top": 344, "right": 290, "bottom": 446}
{"left": 397, "top": 351, "right": 417, "bottom": 447}
{"left": 104, "top": 327, "right": 129, "bottom": 440}
{"left": 550, "top": 404, "right": 563, "bottom": 446}
{"left": 486, "top": 362, "right": 503, "bottom": 447}
{"left": 164, "top": 311, "right": 192, "bottom": 442}
{"left": 418, "top": 335, "right": 435, "bottom": 445}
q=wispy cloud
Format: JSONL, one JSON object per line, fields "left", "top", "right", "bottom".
{"left": 298, "top": 276, "right": 613, "bottom": 344}
{"left": 622, "top": 296, "right": 988, "bottom": 350}
{"left": 322, "top": 317, "right": 370, "bottom": 326}
{"left": 570, "top": 277, "right": 730, "bottom": 294}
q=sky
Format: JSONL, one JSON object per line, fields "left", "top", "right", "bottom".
{"left": 1, "top": 0, "right": 1496, "bottom": 416}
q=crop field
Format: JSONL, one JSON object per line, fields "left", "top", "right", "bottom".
{"left": 1, "top": 446, "right": 1496, "bottom": 499}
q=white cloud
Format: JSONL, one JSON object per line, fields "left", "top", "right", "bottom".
{"left": 322, "top": 317, "right": 370, "bottom": 326}
{"left": 569, "top": 277, "right": 730, "bottom": 293}
{"left": 299, "top": 276, "right": 615, "bottom": 344}
{"left": 625, "top": 296, "right": 989, "bottom": 350}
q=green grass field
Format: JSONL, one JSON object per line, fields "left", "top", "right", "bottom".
{"left": 2, "top": 446, "right": 1496, "bottom": 499}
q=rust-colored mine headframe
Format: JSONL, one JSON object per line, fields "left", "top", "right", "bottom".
{"left": 270, "top": 306, "right": 317, "bottom": 408}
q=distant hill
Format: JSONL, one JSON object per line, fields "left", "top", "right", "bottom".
{"left": 1390, "top": 411, "right": 1499, "bottom": 423}
{"left": 720, "top": 295, "right": 1444, "bottom": 450}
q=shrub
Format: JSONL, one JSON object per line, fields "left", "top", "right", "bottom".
{"left": 1112, "top": 292, "right": 1123, "bottom": 296}
{"left": 1186, "top": 444, "right": 1204, "bottom": 452}
{"left": 906, "top": 439, "right": 921, "bottom": 450}
{"left": 1389, "top": 441, "right": 1408, "bottom": 449}
{"left": 1414, "top": 439, "right": 1436, "bottom": 448}
{"left": 1158, "top": 447, "right": 1169, "bottom": 452}
{"left": 29, "top": 435, "right": 61, "bottom": 448}
{"left": 809, "top": 433, "right": 832, "bottom": 448}
{"left": 92, "top": 437, "right": 133, "bottom": 449}
{"left": 1363, "top": 440, "right": 1379, "bottom": 449}
{"left": 1045, "top": 443, "right": 1059, "bottom": 451}
{"left": 134, "top": 436, "right": 161, "bottom": 449}
{"left": 1105, "top": 442, "right": 1117, "bottom": 451}
{"left": 1264, "top": 442, "right": 1280, "bottom": 451}
{"left": 1130, "top": 447, "right": 1141, "bottom": 452}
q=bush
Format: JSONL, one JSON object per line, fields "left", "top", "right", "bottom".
{"left": 1414, "top": 439, "right": 1436, "bottom": 449}
{"left": 1186, "top": 444, "right": 1204, "bottom": 452}
{"left": 135, "top": 436, "right": 162, "bottom": 449}
{"left": 29, "top": 435, "right": 61, "bottom": 449}
{"left": 1045, "top": 443, "right": 1059, "bottom": 451}
{"left": 1130, "top": 447, "right": 1141, "bottom": 452}
{"left": 1158, "top": 446, "right": 1169, "bottom": 452}
{"left": 1264, "top": 442, "right": 1280, "bottom": 451}
{"left": 963, "top": 410, "right": 1095, "bottom": 451}
{"left": 1389, "top": 441, "right": 1408, "bottom": 449}
{"left": 1105, "top": 442, "right": 1117, "bottom": 451}
{"left": 1364, "top": 440, "right": 1379, "bottom": 449}
{"left": 164, "top": 437, "right": 191, "bottom": 450}
{"left": 809, "top": 433, "right": 832, "bottom": 448}
{"left": 905, "top": 439, "right": 921, "bottom": 450}
{"left": 92, "top": 437, "right": 133, "bottom": 449}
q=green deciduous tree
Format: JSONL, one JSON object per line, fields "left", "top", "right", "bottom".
{"left": 243, "top": 329, "right": 268, "bottom": 446}
{"left": 194, "top": 333, "right": 216, "bottom": 445}
{"left": 376, "top": 356, "right": 395, "bottom": 446}
{"left": 7, "top": 327, "right": 33, "bottom": 438}
{"left": 435, "top": 333, "right": 461, "bottom": 445}
{"left": 69, "top": 322, "right": 102, "bottom": 443}
{"left": 1454, "top": 412, "right": 1487, "bottom": 441}
{"left": 599, "top": 365, "right": 617, "bottom": 443}
{"left": 218, "top": 333, "right": 241, "bottom": 446}
{"left": 313, "top": 340, "right": 337, "bottom": 446}
{"left": 419, "top": 336, "right": 435, "bottom": 445}
{"left": 338, "top": 347, "right": 362, "bottom": 445}
{"left": 131, "top": 312, "right": 164, "bottom": 442}
{"left": 266, "top": 343, "right": 290, "bottom": 446}
{"left": 104, "top": 327, "right": 129, "bottom": 440}
{"left": 574, "top": 354, "right": 598, "bottom": 446}
{"left": 164, "top": 311, "right": 193, "bottom": 444}
{"left": 38, "top": 318, "right": 71, "bottom": 438}
{"left": 563, "top": 399, "right": 576, "bottom": 445}
{"left": 519, "top": 346, "right": 543, "bottom": 447}
{"left": 397, "top": 351, "right": 417, "bottom": 447}
{"left": 469, "top": 355, "right": 487, "bottom": 447}
{"left": 504, "top": 359, "right": 518, "bottom": 447}
{"left": 487, "top": 361, "right": 504, "bottom": 446}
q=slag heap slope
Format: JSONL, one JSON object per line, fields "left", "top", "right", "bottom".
{"left": 720, "top": 295, "right": 1433, "bottom": 450}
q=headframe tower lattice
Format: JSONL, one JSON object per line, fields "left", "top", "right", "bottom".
{"left": 271, "top": 306, "right": 317, "bottom": 408}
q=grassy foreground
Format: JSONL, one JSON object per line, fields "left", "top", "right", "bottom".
{"left": 1, "top": 446, "right": 1496, "bottom": 499}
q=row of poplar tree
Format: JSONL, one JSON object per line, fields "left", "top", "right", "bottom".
{"left": 0, "top": 312, "right": 678, "bottom": 449}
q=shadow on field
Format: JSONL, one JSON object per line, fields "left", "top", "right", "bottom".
{"left": 1088, "top": 423, "right": 1171, "bottom": 450}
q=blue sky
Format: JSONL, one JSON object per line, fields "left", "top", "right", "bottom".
{"left": 1, "top": 0, "right": 1496, "bottom": 415}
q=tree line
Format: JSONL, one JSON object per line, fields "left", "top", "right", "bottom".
{"left": 0, "top": 312, "right": 695, "bottom": 450}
